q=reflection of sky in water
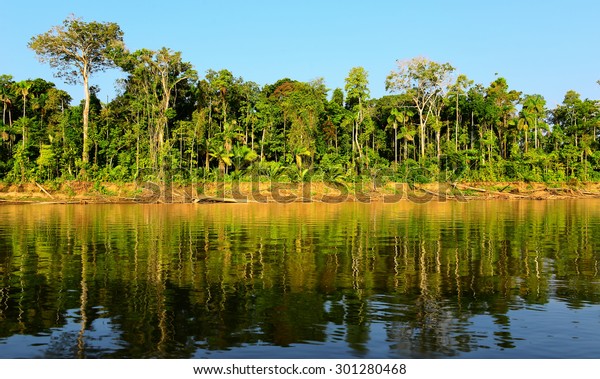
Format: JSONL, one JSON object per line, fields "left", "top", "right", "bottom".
{"left": 460, "top": 300, "right": 600, "bottom": 358}
{"left": 0, "top": 308, "right": 121, "bottom": 358}
{"left": 1, "top": 295, "right": 599, "bottom": 359}
{"left": 192, "top": 296, "right": 600, "bottom": 359}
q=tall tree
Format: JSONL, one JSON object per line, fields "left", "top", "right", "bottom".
{"left": 15, "top": 80, "right": 33, "bottom": 147}
{"left": 517, "top": 106, "right": 534, "bottom": 153}
{"left": 553, "top": 90, "right": 583, "bottom": 147}
{"left": 16, "top": 80, "right": 32, "bottom": 119}
{"left": 0, "top": 75, "right": 13, "bottom": 126}
{"left": 521, "top": 94, "right": 546, "bottom": 150}
{"left": 448, "top": 74, "right": 472, "bottom": 147}
{"left": 345, "top": 67, "right": 371, "bottom": 167}
{"left": 120, "top": 48, "right": 197, "bottom": 179}
{"left": 29, "top": 15, "right": 124, "bottom": 170}
{"left": 386, "top": 57, "right": 455, "bottom": 158}
{"left": 484, "top": 77, "right": 520, "bottom": 158}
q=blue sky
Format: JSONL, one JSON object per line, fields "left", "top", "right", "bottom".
{"left": 2, "top": 0, "right": 599, "bottom": 107}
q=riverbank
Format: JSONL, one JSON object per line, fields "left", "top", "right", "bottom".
{"left": 1, "top": 180, "right": 600, "bottom": 204}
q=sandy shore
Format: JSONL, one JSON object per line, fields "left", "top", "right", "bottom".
{"left": 1, "top": 180, "right": 600, "bottom": 204}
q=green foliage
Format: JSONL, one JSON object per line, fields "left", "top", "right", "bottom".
{"left": 93, "top": 180, "right": 115, "bottom": 196}
{"left": 0, "top": 20, "right": 596, "bottom": 185}
{"left": 29, "top": 15, "right": 125, "bottom": 168}
{"left": 35, "top": 144, "right": 55, "bottom": 181}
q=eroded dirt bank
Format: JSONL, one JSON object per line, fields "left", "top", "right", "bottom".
{"left": 1, "top": 181, "right": 600, "bottom": 204}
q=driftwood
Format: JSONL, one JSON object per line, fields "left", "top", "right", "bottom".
{"left": 34, "top": 182, "right": 54, "bottom": 199}
{"left": 451, "top": 183, "right": 528, "bottom": 198}
{"left": 414, "top": 186, "right": 458, "bottom": 199}
{"left": 580, "top": 191, "right": 600, "bottom": 196}
{"left": 193, "top": 195, "right": 249, "bottom": 203}
{"left": 453, "top": 183, "right": 487, "bottom": 192}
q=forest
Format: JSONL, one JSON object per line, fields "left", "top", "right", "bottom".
{"left": 1, "top": 16, "right": 599, "bottom": 189}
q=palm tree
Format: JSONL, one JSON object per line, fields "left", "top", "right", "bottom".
{"left": 209, "top": 142, "right": 233, "bottom": 175}
{"left": 292, "top": 146, "right": 311, "bottom": 171}
{"left": 220, "top": 120, "right": 243, "bottom": 154}
{"left": 429, "top": 115, "right": 444, "bottom": 160}
{"left": 0, "top": 82, "right": 12, "bottom": 126}
{"left": 398, "top": 123, "right": 416, "bottom": 161}
{"left": 15, "top": 81, "right": 32, "bottom": 148}
{"left": 232, "top": 144, "right": 257, "bottom": 173}
{"left": 387, "top": 109, "right": 400, "bottom": 165}
{"left": 522, "top": 94, "right": 546, "bottom": 150}
{"left": 391, "top": 108, "right": 415, "bottom": 163}
{"left": 517, "top": 112, "right": 533, "bottom": 153}
{"left": 16, "top": 81, "right": 32, "bottom": 119}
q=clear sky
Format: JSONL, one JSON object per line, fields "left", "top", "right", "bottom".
{"left": 2, "top": 0, "right": 599, "bottom": 107}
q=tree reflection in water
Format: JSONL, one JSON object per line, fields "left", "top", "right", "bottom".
{"left": 0, "top": 201, "right": 599, "bottom": 358}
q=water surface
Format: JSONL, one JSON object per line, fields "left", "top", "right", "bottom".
{"left": 0, "top": 201, "right": 599, "bottom": 358}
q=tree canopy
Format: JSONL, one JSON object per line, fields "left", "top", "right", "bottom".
{"left": 0, "top": 16, "right": 598, "bottom": 186}
{"left": 29, "top": 15, "right": 124, "bottom": 170}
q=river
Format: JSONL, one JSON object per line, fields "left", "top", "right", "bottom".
{"left": 0, "top": 201, "right": 599, "bottom": 358}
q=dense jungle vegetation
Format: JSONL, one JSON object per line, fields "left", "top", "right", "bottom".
{"left": 2, "top": 16, "right": 599, "bottom": 187}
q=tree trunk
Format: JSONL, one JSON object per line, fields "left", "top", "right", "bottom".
{"left": 251, "top": 122, "right": 255, "bottom": 150}
{"left": 534, "top": 119, "right": 538, "bottom": 149}
{"left": 436, "top": 130, "right": 441, "bottom": 160}
{"left": 82, "top": 71, "right": 90, "bottom": 166}
{"left": 470, "top": 111, "right": 474, "bottom": 150}
{"left": 205, "top": 139, "right": 210, "bottom": 170}
{"left": 21, "top": 94, "right": 27, "bottom": 148}
{"left": 351, "top": 119, "right": 355, "bottom": 160}
{"left": 419, "top": 118, "right": 425, "bottom": 158}
{"left": 21, "top": 120, "right": 26, "bottom": 149}
{"left": 335, "top": 130, "right": 338, "bottom": 152}
{"left": 260, "top": 127, "right": 266, "bottom": 161}
{"left": 394, "top": 125, "right": 398, "bottom": 165}
{"left": 455, "top": 93, "right": 459, "bottom": 147}
{"left": 416, "top": 103, "right": 430, "bottom": 159}
{"left": 136, "top": 132, "right": 140, "bottom": 179}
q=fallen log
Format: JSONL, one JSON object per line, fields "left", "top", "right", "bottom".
{"left": 414, "top": 186, "right": 457, "bottom": 199}
{"left": 193, "top": 195, "right": 249, "bottom": 203}
{"left": 34, "top": 182, "right": 54, "bottom": 199}
{"left": 580, "top": 191, "right": 600, "bottom": 196}
{"left": 451, "top": 183, "right": 528, "bottom": 198}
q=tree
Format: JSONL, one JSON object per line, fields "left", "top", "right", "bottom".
{"left": 0, "top": 75, "right": 14, "bottom": 126}
{"left": 205, "top": 69, "right": 238, "bottom": 130}
{"left": 521, "top": 94, "right": 546, "bottom": 150}
{"left": 15, "top": 81, "right": 33, "bottom": 147}
{"left": 387, "top": 107, "right": 413, "bottom": 165}
{"left": 345, "top": 67, "right": 371, "bottom": 167}
{"left": 29, "top": 15, "right": 124, "bottom": 170}
{"left": 386, "top": 57, "right": 455, "bottom": 158}
{"left": 231, "top": 144, "right": 257, "bottom": 173}
{"left": 485, "top": 78, "right": 521, "bottom": 158}
{"left": 517, "top": 108, "right": 534, "bottom": 153}
{"left": 265, "top": 79, "right": 326, "bottom": 166}
{"left": 209, "top": 143, "right": 233, "bottom": 175}
{"left": 322, "top": 88, "right": 347, "bottom": 153}
{"left": 16, "top": 80, "right": 32, "bottom": 119}
{"left": 448, "top": 74, "right": 472, "bottom": 147}
{"left": 119, "top": 47, "right": 197, "bottom": 179}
